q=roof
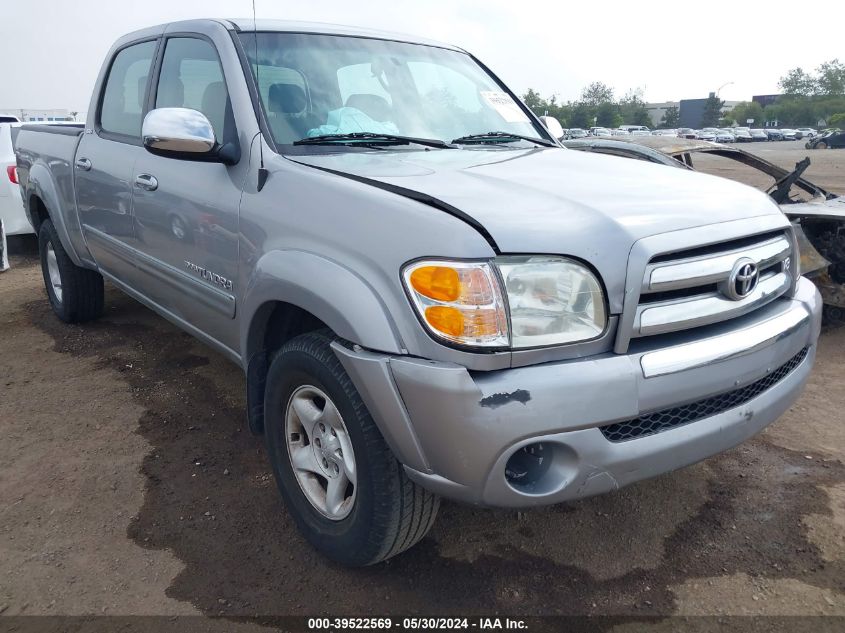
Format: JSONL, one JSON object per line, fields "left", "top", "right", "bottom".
{"left": 226, "top": 18, "right": 461, "bottom": 51}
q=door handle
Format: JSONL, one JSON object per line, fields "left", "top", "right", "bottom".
{"left": 75, "top": 157, "right": 92, "bottom": 171}
{"left": 134, "top": 174, "right": 158, "bottom": 191}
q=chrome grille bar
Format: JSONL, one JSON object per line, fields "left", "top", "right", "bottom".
{"left": 628, "top": 230, "right": 793, "bottom": 340}
{"left": 644, "top": 235, "right": 790, "bottom": 293}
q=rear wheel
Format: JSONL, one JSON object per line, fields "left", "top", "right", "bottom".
{"left": 38, "top": 219, "right": 104, "bottom": 323}
{"left": 264, "top": 330, "right": 439, "bottom": 566}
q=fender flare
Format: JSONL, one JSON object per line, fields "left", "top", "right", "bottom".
{"left": 240, "top": 249, "right": 404, "bottom": 360}
{"left": 26, "top": 162, "right": 87, "bottom": 266}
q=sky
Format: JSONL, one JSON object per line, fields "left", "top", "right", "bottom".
{"left": 1, "top": 0, "right": 843, "bottom": 113}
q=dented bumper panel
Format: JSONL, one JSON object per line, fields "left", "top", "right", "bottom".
{"left": 334, "top": 279, "right": 822, "bottom": 508}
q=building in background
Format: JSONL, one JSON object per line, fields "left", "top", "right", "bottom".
{"left": 678, "top": 96, "right": 740, "bottom": 128}
{"left": 752, "top": 94, "right": 781, "bottom": 108}
{"left": 0, "top": 108, "right": 82, "bottom": 122}
{"left": 645, "top": 101, "right": 679, "bottom": 127}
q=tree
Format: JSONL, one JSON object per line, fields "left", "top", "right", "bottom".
{"left": 725, "top": 101, "right": 764, "bottom": 126}
{"left": 569, "top": 102, "right": 594, "bottom": 129}
{"left": 522, "top": 88, "right": 544, "bottom": 111}
{"left": 779, "top": 67, "right": 817, "bottom": 96}
{"left": 595, "top": 101, "right": 622, "bottom": 128}
{"left": 659, "top": 106, "right": 679, "bottom": 128}
{"left": 701, "top": 93, "right": 724, "bottom": 127}
{"left": 618, "top": 89, "right": 651, "bottom": 126}
{"left": 521, "top": 89, "right": 572, "bottom": 126}
{"left": 829, "top": 113, "right": 845, "bottom": 128}
{"left": 580, "top": 82, "right": 614, "bottom": 106}
{"left": 816, "top": 59, "right": 845, "bottom": 96}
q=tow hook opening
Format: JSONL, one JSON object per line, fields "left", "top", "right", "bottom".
{"left": 504, "top": 441, "right": 579, "bottom": 495}
{"left": 505, "top": 442, "right": 553, "bottom": 491}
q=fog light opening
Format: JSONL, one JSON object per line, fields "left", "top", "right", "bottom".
{"left": 505, "top": 442, "right": 552, "bottom": 491}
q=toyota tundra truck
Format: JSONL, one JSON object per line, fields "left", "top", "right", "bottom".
{"left": 15, "top": 19, "right": 822, "bottom": 566}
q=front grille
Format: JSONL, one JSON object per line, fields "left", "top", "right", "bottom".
{"left": 631, "top": 231, "right": 793, "bottom": 339}
{"left": 599, "top": 347, "right": 809, "bottom": 442}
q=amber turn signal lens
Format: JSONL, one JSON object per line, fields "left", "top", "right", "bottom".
{"left": 425, "top": 305, "right": 465, "bottom": 337}
{"left": 410, "top": 266, "right": 461, "bottom": 302}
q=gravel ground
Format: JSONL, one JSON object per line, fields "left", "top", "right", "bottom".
{"left": 0, "top": 143, "right": 843, "bottom": 629}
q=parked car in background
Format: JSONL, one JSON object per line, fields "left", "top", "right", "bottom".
{"left": 806, "top": 130, "right": 845, "bottom": 149}
{"left": 0, "top": 114, "right": 21, "bottom": 123}
{"left": 714, "top": 130, "right": 735, "bottom": 143}
{"left": 797, "top": 128, "right": 818, "bottom": 139}
{"left": 15, "top": 17, "right": 823, "bottom": 566}
{"left": 677, "top": 128, "right": 697, "bottom": 139}
{"left": 611, "top": 129, "right": 630, "bottom": 136}
{"left": 568, "top": 128, "right": 588, "bottom": 138}
{"left": 766, "top": 129, "right": 784, "bottom": 141}
{"left": 563, "top": 134, "right": 845, "bottom": 323}
{"left": 750, "top": 129, "right": 768, "bottom": 142}
{"left": 733, "top": 128, "right": 753, "bottom": 142}
{"left": 589, "top": 127, "right": 612, "bottom": 137}
{"left": 697, "top": 129, "right": 716, "bottom": 141}
{"left": 781, "top": 129, "right": 798, "bottom": 140}
{"left": 630, "top": 129, "right": 651, "bottom": 136}
{"left": 2, "top": 123, "right": 32, "bottom": 253}
{"left": 653, "top": 129, "right": 677, "bottom": 136}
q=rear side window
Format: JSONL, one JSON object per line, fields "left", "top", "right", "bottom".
{"left": 99, "top": 40, "right": 157, "bottom": 138}
{"left": 155, "top": 37, "right": 231, "bottom": 142}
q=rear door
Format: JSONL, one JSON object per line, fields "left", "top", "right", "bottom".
{"left": 76, "top": 38, "right": 157, "bottom": 280}
{"left": 130, "top": 34, "right": 241, "bottom": 349}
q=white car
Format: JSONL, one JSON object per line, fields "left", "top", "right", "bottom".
{"left": 796, "top": 127, "right": 817, "bottom": 139}
{"left": 1, "top": 123, "right": 26, "bottom": 270}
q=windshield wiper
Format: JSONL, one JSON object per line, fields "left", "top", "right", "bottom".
{"left": 293, "top": 132, "right": 451, "bottom": 149}
{"left": 451, "top": 131, "right": 556, "bottom": 147}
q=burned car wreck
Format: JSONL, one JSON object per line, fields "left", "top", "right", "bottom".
{"left": 564, "top": 136, "right": 845, "bottom": 322}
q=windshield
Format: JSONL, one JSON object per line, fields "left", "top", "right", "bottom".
{"left": 239, "top": 32, "right": 546, "bottom": 148}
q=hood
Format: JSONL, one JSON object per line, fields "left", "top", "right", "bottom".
{"left": 287, "top": 147, "right": 785, "bottom": 310}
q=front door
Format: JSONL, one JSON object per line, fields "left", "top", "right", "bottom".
{"left": 76, "top": 39, "right": 157, "bottom": 282}
{"left": 131, "top": 36, "right": 241, "bottom": 350}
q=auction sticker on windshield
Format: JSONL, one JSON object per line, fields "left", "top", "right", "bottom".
{"left": 480, "top": 91, "right": 530, "bottom": 123}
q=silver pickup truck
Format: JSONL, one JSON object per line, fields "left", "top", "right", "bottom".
{"left": 16, "top": 19, "right": 822, "bottom": 566}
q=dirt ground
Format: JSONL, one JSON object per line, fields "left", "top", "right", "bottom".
{"left": 1, "top": 143, "right": 843, "bottom": 630}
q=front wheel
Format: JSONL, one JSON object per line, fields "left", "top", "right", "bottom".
{"left": 816, "top": 141, "right": 828, "bottom": 149}
{"left": 264, "top": 330, "right": 439, "bottom": 566}
{"left": 38, "top": 219, "right": 104, "bottom": 323}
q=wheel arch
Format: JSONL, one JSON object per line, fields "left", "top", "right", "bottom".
{"left": 25, "top": 163, "right": 87, "bottom": 266}
{"left": 240, "top": 249, "right": 405, "bottom": 434}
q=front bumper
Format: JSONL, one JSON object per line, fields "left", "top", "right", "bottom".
{"left": 334, "top": 278, "right": 822, "bottom": 507}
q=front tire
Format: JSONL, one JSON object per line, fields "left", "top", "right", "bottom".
{"left": 816, "top": 141, "right": 828, "bottom": 149}
{"left": 38, "top": 219, "right": 104, "bottom": 323}
{"left": 264, "top": 330, "right": 439, "bottom": 566}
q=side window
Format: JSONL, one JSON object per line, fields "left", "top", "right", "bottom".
{"left": 155, "top": 37, "right": 231, "bottom": 141}
{"left": 99, "top": 40, "right": 156, "bottom": 138}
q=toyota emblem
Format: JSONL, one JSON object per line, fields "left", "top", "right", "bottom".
{"left": 723, "top": 258, "right": 760, "bottom": 300}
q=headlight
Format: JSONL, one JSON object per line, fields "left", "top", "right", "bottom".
{"left": 402, "top": 261, "right": 509, "bottom": 347}
{"left": 403, "top": 257, "right": 606, "bottom": 349}
{"left": 497, "top": 256, "right": 606, "bottom": 348}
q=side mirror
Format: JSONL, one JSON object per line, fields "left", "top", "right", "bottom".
{"left": 539, "top": 115, "right": 564, "bottom": 141}
{"left": 142, "top": 107, "right": 238, "bottom": 164}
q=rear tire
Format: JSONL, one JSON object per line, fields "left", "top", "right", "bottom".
{"left": 264, "top": 330, "right": 439, "bottom": 566}
{"left": 38, "top": 219, "right": 104, "bottom": 323}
